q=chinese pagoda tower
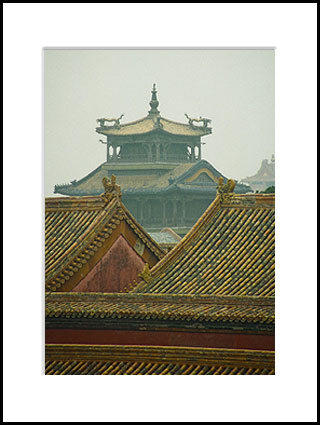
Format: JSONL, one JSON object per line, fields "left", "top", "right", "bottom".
{"left": 55, "top": 84, "right": 251, "bottom": 235}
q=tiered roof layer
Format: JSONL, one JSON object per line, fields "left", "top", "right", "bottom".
{"left": 45, "top": 344, "right": 275, "bottom": 375}
{"left": 54, "top": 160, "right": 252, "bottom": 197}
{"left": 46, "top": 292, "right": 274, "bottom": 327}
{"left": 96, "top": 115, "right": 212, "bottom": 137}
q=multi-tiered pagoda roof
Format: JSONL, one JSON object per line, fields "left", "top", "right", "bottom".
{"left": 54, "top": 85, "right": 252, "bottom": 235}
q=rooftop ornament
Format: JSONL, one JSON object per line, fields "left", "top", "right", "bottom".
{"left": 101, "top": 174, "right": 121, "bottom": 201}
{"left": 217, "top": 177, "right": 236, "bottom": 203}
{"left": 185, "top": 113, "right": 211, "bottom": 128}
{"left": 138, "top": 263, "right": 151, "bottom": 283}
{"left": 96, "top": 114, "right": 124, "bottom": 128}
{"left": 148, "top": 83, "right": 160, "bottom": 116}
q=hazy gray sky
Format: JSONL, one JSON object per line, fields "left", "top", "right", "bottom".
{"left": 44, "top": 49, "right": 274, "bottom": 196}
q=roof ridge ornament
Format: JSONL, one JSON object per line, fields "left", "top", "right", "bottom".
{"left": 148, "top": 83, "right": 160, "bottom": 116}
{"left": 101, "top": 174, "right": 122, "bottom": 202}
{"left": 217, "top": 177, "right": 236, "bottom": 203}
{"left": 96, "top": 114, "right": 124, "bottom": 128}
{"left": 185, "top": 113, "right": 211, "bottom": 128}
{"left": 138, "top": 263, "right": 151, "bottom": 283}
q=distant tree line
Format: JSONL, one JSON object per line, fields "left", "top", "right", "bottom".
{"left": 256, "top": 186, "right": 275, "bottom": 194}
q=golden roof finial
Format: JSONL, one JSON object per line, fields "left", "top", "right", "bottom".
{"left": 148, "top": 83, "right": 160, "bottom": 115}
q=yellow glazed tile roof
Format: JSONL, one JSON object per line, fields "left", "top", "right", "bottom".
{"left": 132, "top": 194, "right": 275, "bottom": 296}
{"left": 97, "top": 116, "right": 212, "bottom": 137}
{"left": 55, "top": 163, "right": 195, "bottom": 196}
{"left": 45, "top": 292, "right": 275, "bottom": 325}
{"left": 45, "top": 344, "right": 275, "bottom": 375}
{"left": 54, "top": 160, "right": 252, "bottom": 197}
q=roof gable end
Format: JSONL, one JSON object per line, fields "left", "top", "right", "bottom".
{"left": 45, "top": 194, "right": 164, "bottom": 292}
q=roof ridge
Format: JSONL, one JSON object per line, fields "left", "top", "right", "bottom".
{"left": 54, "top": 162, "right": 106, "bottom": 191}
{"left": 98, "top": 115, "right": 208, "bottom": 129}
{"left": 160, "top": 227, "right": 181, "bottom": 241}
{"left": 173, "top": 159, "right": 226, "bottom": 185}
{"left": 106, "top": 115, "right": 151, "bottom": 128}
{"left": 45, "top": 292, "right": 275, "bottom": 306}
{"left": 45, "top": 195, "right": 107, "bottom": 211}
{"left": 160, "top": 116, "right": 192, "bottom": 127}
{"left": 96, "top": 114, "right": 211, "bottom": 136}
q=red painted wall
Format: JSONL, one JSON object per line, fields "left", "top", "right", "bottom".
{"left": 72, "top": 235, "right": 145, "bottom": 293}
{"left": 46, "top": 329, "right": 275, "bottom": 351}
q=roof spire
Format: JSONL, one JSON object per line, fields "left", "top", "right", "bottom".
{"left": 148, "top": 83, "right": 160, "bottom": 115}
